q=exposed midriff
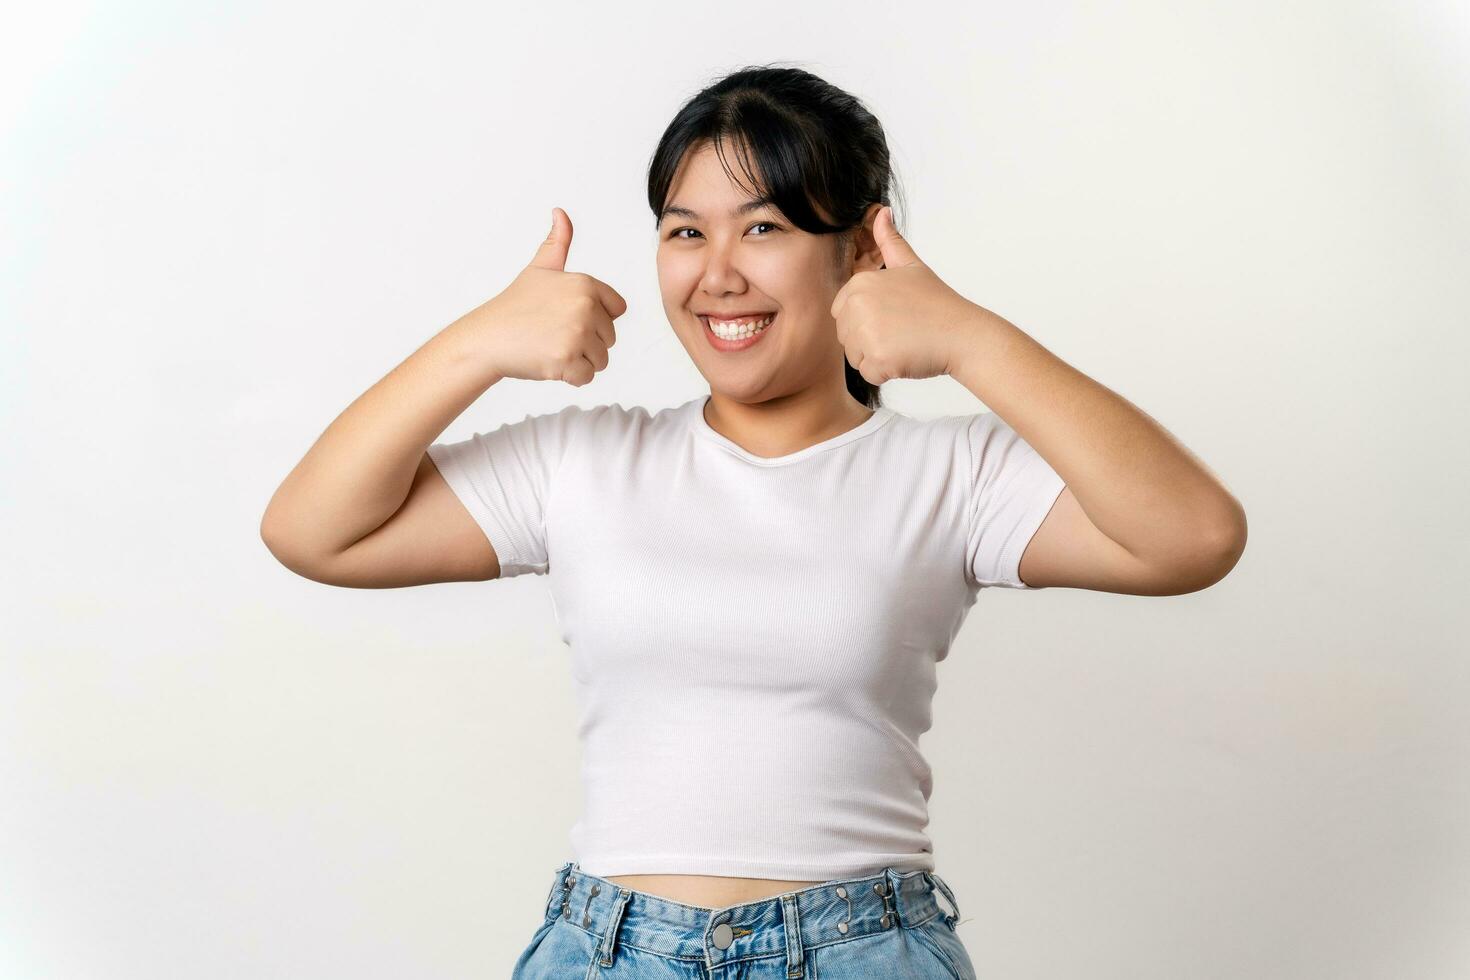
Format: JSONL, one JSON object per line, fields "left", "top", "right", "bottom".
{"left": 602, "top": 873, "right": 827, "bottom": 909}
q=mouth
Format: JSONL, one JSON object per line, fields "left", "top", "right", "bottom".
{"left": 699, "top": 311, "right": 777, "bottom": 352}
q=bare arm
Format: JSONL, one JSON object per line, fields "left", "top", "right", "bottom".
{"left": 259, "top": 207, "right": 624, "bottom": 587}
{"left": 259, "top": 317, "right": 504, "bottom": 574}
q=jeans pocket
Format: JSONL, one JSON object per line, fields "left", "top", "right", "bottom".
{"left": 509, "top": 916, "right": 557, "bottom": 980}
{"left": 910, "top": 916, "right": 972, "bottom": 980}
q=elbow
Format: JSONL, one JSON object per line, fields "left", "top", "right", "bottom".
{"left": 260, "top": 518, "right": 306, "bottom": 577}
{"left": 259, "top": 508, "right": 279, "bottom": 551}
{"left": 1187, "top": 507, "right": 1248, "bottom": 592}
{"left": 259, "top": 508, "right": 295, "bottom": 565}
{"left": 1213, "top": 499, "right": 1249, "bottom": 567}
{"left": 259, "top": 509, "right": 335, "bottom": 583}
{"left": 259, "top": 487, "right": 294, "bottom": 558}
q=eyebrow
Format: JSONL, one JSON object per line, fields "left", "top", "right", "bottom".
{"left": 659, "top": 195, "right": 776, "bottom": 224}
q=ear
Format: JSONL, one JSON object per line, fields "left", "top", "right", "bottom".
{"left": 849, "top": 202, "right": 888, "bottom": 273}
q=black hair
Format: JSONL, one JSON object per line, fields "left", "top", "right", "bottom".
{"left": 647, "top": 64, "right": 907, "bottom": 409}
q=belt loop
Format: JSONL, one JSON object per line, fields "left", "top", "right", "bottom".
{"left": 927, "top": 872, "right": 962, "bottom": 929}
{"left": 887, "top": 868, "right": 913, "bottom": 927}
{"left": 545, "top": 861, "right": 575, "bottom": 922}
{"left": 596, "top": 887, "right": 633, "bottom": 968}
{"left": 780, "top": 893, "right": 805, "bottom": 979}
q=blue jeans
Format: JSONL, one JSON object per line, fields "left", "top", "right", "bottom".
{"left": 512, "top": 860, "right": 976, "bottom": 979}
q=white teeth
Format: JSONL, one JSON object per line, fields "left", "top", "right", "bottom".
{"left": 705, "top": 313, "right": 774, "bottom": 339}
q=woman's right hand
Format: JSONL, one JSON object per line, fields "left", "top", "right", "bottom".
{"left": 452, "top": 207, "right": 626, "bottom": 387}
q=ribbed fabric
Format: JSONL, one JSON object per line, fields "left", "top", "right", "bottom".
{"left": 427, "top": 394, "right": 1066, "bottom": 880}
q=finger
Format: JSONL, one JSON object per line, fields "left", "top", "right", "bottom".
{"left": 589, "top": 312, "right": 616, "bottom": 352}
{"left": 530, "top": 206, "right": 572, "bottom": 271}
{"left": 830, "top": 276, "right": 854, "bottom": 320}
{"left": 564, "top": 353, "right": 597, "bottom": 387}
{"left": 874, "top": 205, "right": 921, "bottom": 270}
{"left": 582, "top": 335, "right": 610, "bottom": 372}
{"left": 577, "top": 349, "right": 603, "bottom": 381}
{"left": 587, "top": 276, "right": 628, "bottom": 320}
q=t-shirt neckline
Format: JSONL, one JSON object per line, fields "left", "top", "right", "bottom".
{"left": 690, "top": 395, "right": 895, "bottom": 466}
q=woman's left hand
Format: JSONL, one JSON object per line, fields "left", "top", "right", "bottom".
{"left": 830, "top": 206, "right": 986, "bottom": 384}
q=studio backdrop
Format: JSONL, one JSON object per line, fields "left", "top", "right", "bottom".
{"left": 3, "top": 2, "right": 1467, "bottom": 979}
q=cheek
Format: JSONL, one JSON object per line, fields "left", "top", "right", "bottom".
{"left": 657, "top": 255, "right": 701, "bottom": 295}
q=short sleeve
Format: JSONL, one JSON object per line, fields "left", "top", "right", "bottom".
{"left": 964, "top": 411, "right": 1067, "bottom": 590}
{"left": 426, "top": 404, "right": 586, "bottom": 579}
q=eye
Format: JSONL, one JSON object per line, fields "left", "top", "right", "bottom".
{"left": 667, "top": 221, "right": 780, "bottom": 240}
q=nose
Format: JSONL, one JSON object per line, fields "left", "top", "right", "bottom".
{"left": 695, "top": 242, "right": 748, "bottom": 297}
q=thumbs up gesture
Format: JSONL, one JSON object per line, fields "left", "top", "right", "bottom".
{"left": 830, "top": 206, "right": 986, "bottom": 384}
{"left": 460, "top": 207, "right": 627, "bottom": 387}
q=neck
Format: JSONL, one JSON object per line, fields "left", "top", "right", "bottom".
{"left": 703, "top": 382, "right": 873, "bottom": 458}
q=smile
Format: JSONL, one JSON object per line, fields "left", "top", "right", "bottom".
{"left": 701, "top": 312, "right": 776, "bottom": 351}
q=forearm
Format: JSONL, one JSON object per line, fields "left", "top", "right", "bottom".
{"left": 261, "top": 318, "right": 503, "bottom": 559}
{"left": 948, "top": 306, "right": 1246, "bottom": 565}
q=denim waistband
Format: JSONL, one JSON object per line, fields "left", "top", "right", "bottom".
{"left": 538, "top": 860, "right": 963, "bottom": 974}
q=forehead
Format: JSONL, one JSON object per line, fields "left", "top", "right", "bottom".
{"left": 661, "top": 141, "right": 773, "bottom": 220}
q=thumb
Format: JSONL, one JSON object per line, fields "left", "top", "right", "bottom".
{"left": 529, "top": 206, "right": 572, "bottom": 271}
{"left": 874, "top": 205, "right": 921, "bottom": 270}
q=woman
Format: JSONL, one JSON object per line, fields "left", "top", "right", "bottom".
{"left": 261, "top": 65, "right": 1246, "bottom": 979}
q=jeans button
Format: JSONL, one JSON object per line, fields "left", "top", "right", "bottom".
{"left": 711, "top": 923, "right": 734, "bottom": 949}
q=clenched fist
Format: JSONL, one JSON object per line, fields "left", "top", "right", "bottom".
{"left": 452, "top": 207, "right": 627, "bottom": 387}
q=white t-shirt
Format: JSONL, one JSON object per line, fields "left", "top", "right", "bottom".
{"left": 427, "top": 393, "right": 1066, "bottom": 880}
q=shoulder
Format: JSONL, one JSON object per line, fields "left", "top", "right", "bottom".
{"left": 955, "top": 409, "right": 1033, "bottom": 467}
{"left": 563, "top": 399, "right": 685, "bottom": 435}
{"left": 553, "top": 397, "right": 701, "bottom": 455}
{"left": 875, "top": 407, "right": 1041, "bottom": 485}
{"left": 870, "top": 405, "right": 976, "bottom": 453}
{"left": 518, "top": 399, "right": 653, "bottom": 435}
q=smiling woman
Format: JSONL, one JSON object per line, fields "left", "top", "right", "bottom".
{"left": 647, "top": 64, "right": 908, "bottom": 415}
{"left": 474, "top": 65, "right": 985, "bottom": 980}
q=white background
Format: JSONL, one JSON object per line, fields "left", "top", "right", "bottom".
{"left": 3, "top": 1, "right": 1468, "bottom": 977}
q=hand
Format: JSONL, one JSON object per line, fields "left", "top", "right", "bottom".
{"left": 452, "top": 207, "right": 627, "bottom": 387}
{"left": 829, "top": 206, "right": 984, "bottom": 384}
